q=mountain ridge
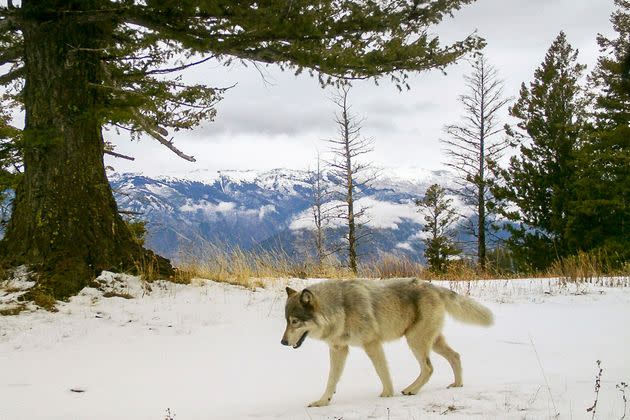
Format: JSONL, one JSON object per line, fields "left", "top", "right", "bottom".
{"left": 109, "top": 167, "right": 461, "bottom": 262}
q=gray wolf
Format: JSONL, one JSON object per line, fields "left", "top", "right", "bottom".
{"left": 281, "top": 278, "right": 494, "bottom": 407}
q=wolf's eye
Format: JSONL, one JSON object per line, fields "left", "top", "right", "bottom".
{"left": 290, "top": 318, "right": 299, "bottom": 325}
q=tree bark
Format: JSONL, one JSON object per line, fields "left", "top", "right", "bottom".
{"left": 1, "top": 1, "right": 172, "bottom": 298}
{"left": 478, "top": 66, "right": 487, "bottom": 271}
{"left": 343, "top": 106, "right": 358, "bottom": 274}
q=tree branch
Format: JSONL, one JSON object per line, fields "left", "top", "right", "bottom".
{"left": 0, "top": 66, "right": 24, "bottom": 85}
{"left": 131, "top": 109, "right": 196, "bottom": 162}
{"left": 104, "top": 149, "right": 135, "bottom": 161}
{"left": 0, "top": 45, "right": 22, "bottom": 66}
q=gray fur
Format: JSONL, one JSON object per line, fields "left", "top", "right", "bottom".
{"left": 281, "top": 278, "right": 494, "bottom": 407}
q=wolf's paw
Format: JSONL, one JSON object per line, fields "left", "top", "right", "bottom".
{"left": 447, "top": 382, "right": 463, "bottom": 389}
{"left": 401, "top": 387, "right": 417, "bottom": 396}
{"left": 379, "top": 389, "right": 394, "bottom": 398}
{"left": 308, "top": 398, "right": 331, "bottom": 407}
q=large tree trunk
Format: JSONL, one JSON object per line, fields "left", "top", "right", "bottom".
{"left": 1, "top": 1, "right": 172, "bottom": 299}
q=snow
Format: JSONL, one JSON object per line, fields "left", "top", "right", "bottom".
{"left": 0, "top": 266, "right": 35, "bottom": 310}
{"left": 109, "top": 166, "right": 452, "bottom": 197}
{"left": 374, "top": 167, "right": 453, "bottom": 194}
{"left": 358, "top": 197, "right": 424, "bottom": 229}
{"left": 180, "top": 200, "right": 237, "bottom": 215}
{"left": 1, "top": 275, "right": 629, "bottom": 420}
{"left": 258, "top": 204, "right": 277, "bottom": 220}
{"left": 144, "top": 183, "right": 179, "bottom": 198}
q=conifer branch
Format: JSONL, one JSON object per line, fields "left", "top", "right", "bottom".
{"left": 131, "top": 109, "right": 195, "bottom": 162}
{"left": 104, "top": 149, "right": 135, "bottom": 161}
{"left": 0, "top": 66, "right": 24, "bottom": 85}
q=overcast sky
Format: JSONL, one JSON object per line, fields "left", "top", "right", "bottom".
{"left": 106, "top": 0, "right": 616, "bottom": 177}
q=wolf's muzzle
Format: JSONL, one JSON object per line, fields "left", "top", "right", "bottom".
{"left": 293, "top": 332, "right": 308, "bottom": 349}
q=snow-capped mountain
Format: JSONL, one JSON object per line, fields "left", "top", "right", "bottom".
{"left": 110, "top": 167, "right": 462, "bottom": 262}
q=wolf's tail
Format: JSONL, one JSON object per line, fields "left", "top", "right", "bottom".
{"left": 437, "top": 287, "right": 494, "bottom": 327}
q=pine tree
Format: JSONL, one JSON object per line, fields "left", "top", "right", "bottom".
{"left": 416, "top": 184, "right": 461, "bottom": 273}
{"left": 0, "top": 0, "right": 482, "bottom": 298}
{"left": 441, "top": 54, "right": 510, "bottom": 271}
{"left": 493, "top": 32, "right": 587, "bottom": 270}
{"left": 571, "top": 0, "right": 630, "bottom": 265}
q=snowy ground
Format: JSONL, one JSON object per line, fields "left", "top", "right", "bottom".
{"left": 1, "top": 274, "right": 629, "bottom": 420}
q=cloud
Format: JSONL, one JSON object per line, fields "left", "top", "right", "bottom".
{"left": 180, "top": 200, "right": 236, "bottom": 215}
{"left": 396, "top": 242, "right": 414, "bottom": 251}
{"left": 105, "top": 0, "right": 615, "bottom": 176}
{"left": 289, "top": 197, "right": 424, "bottom": 231}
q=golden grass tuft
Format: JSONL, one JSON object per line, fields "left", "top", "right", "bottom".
{"left": 176, "top": 245, "right": 356, "bottom": 289}
{"left": 547, "top": 250, "right": 630, "bottom": 286}
{"left": 548, "top": 251, "right": 601, "bottom": 284}
{"left": 360, "top": 254, "right": 424, "bottom": 278}
{"left": 173, "top": 244, "right": 629, "bottom": 288}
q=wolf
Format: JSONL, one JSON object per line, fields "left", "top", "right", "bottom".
{"left": 281, "top": 278, "right": 494, "bottom": 407}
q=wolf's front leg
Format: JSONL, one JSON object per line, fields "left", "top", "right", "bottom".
{"left": 363, "top": 341, "right": 394, "bottom": 397}
{"left": 308, "top": 344, "right": 349, "bottom": 407}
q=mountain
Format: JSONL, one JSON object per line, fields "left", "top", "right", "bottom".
{"left": 109, "top": 167, "right": 466, "bottom": 263}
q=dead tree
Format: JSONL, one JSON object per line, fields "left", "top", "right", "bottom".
{"left": 309, "top": 153, "right": 333, "bottom": 266}
{"left": 327, "top": 86, "right": 376, "bottom": 274}
{"left": 441, "top": 54, "right": 510, "bottom": 271}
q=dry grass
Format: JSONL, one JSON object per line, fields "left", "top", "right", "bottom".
{"left": 177, "top": 248, "right": 512, "bottom": 288}
{"left": 361, "top": 256, "right": 524, "bottom": 282}
{"left": 359, "top": 254, "right": 424, "bottom": 278}
{"left": 0, "top": 304, "right": 27, "bottom": 316}
{"left": 102, "top": 291, "right": 134, "bottom": 299}
{"left": 548, "top": 251, "right": 602, "bottom": 284}
{"left": 176, "top": 245, "right": 355, "bottom": 289}
{"left": 174, "top": 245, "right": 629, "bottom": 289}
{"left": 133, "top": 254, "right": 162, "bottom": 283}
{"left": 547, "top": 251, "right": 630, "bottom": 286}
{"left": 134, "top": 253, "right": 191, "bottom": 285}
{"left": 420, "top": 260, "right": 487, "bottom": 281}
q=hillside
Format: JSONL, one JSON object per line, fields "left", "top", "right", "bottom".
{"left": 110, "top": 168, "right": 474, "bottom": 262}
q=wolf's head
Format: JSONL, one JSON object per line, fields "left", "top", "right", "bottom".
{"left": 281, "top": 287, "right": 317, "bottom": 349}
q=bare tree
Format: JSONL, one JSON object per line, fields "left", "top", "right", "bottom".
{"left": 309, "top": 153, "right": 333, "bottom": 266}
{"left": 327, "top": 86, "right": 376, "bottom": 274}
{"left": 441, "top": 54, "right": 511, "bottom": 270}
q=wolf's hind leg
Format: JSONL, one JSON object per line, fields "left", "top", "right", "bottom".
{"left": 402, "top": 327, "right": 439, "bottom": 395}
{"left": 433, "top": 334, "right": 462, "bottom": 388}
{"left": 308, "top": 345, "right": 348, "bottom": 407}
{"left": 363, "top": 341, "right": 394, "bottom": 397}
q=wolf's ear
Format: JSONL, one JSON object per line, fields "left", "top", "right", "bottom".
{"left": 286, "top": 287, "right": 297, "bottom": 297}
{"left": 300, "top": 289, "right": 316, "bottom": 308}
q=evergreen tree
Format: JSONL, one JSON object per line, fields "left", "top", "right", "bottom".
{"left": 493, "top": 32, "right": 587, "bottom": 270}
{"left": 0, "top": 0, "right": 482, "bottom": 298}
{"left": 441, "top": 54, "right": 510, "bottom": 271}
{"left": 416, "top": 184, "right": 461, "bottom": 273}
{"left": 572, "top": 0, "right": 630, "bottom": 265}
